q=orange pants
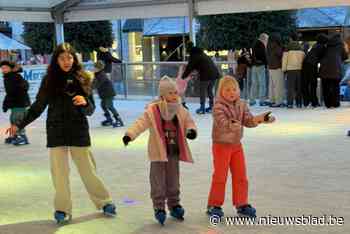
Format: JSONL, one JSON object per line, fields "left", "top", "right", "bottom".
{"left": 208, "top": 143, "right": 248, "bottom": 207}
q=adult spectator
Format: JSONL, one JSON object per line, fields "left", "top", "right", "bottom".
{"left": 282, "top": 33, "right": 305, "bottom": 108}
{"left": 301, "top": 34, "right": 328, "bottom": 108}
{"left": 319, "top": 34, "right": 348, "bottom": 108}
{"left": 266, "top": 33, "right": 284, "bottom": 107}
{"left": 250, "top": 33, "right": 269, "bottom": 106}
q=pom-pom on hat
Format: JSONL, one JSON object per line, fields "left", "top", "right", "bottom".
{"left": 158, "top": 76, "right": 177, "bottom": 97}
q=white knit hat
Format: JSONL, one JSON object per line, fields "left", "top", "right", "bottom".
{"left": 259, "top": 33, "right": 269, "bottom": 46}
{"left": 158, "top": 76, "right": 177, "bottom": 97}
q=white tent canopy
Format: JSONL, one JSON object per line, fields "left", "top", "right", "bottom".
{"left": 0, "top": 32, "right": 31, "bottom": 50}
{"left": 0, "top": 0, "right": 350, "bottom": 22}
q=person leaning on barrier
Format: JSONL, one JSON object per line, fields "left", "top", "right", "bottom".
{"left": 182, "top": 42, "right": 220, "bottom": 115}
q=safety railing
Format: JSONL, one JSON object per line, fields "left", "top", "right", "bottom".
{"left": 112, "top": 61, "right": 244, "bottom": 99}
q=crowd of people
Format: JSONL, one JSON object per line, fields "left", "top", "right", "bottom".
{"left": 205, "top": 32, "right": 350, "bottom": 110}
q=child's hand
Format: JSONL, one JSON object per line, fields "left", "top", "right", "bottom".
{"left": 122, "top": 135, "right": 131, "bottom": 146}
{"left": 5, "top": 125, "right": 18, "bottom": 137}
{"left": 254, "top": 111, "right": 274, "bottom": 124}
{"left": 262, "top": 111, "right": 275, "bottom": 123}
{"left": 73, "top": 95, "right": 87, "bottom": 106}
{"left": 186, "top": 129, "right": 197, "bottom": 140}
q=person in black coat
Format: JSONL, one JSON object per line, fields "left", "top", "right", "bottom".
{"left": 236, "top": 49, "right": 251, "bottom": 92}
{"left": 266, "top": 33, "right": 284, "bottom": 107}
{"left": 250, "top": 33, "right": 269, "bottom": 106}
{"left": 182, "top": 42, "right": 220, "bottom": 114}
{"left": 319, "top": 34, "right": 349, "bottom": 108}
{"left": 92, "top": 60, "right": 124, "bottom": 127}
{"left": 6, "top": 43, "right": 116, "bottom": 224}
{"left": 97, "top": 46, "right": 122, "bottom": 79}
{"left": 301, "top": 34, "right": 328, "bottom": 107}
{"left": 1, "top": 61, "right": 30, "bottom": 145}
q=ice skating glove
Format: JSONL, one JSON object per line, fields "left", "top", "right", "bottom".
{"left": 186, "top": 129, "right": 197, "bottom": 140}
{"left": 264, "top": 111, "right": 272, "bottom": 122}
{"left": 263, "top": 111, "right": 275, "bottom": 123}
{"left": 122, "top": 135, "right": 131, "bottom": 146}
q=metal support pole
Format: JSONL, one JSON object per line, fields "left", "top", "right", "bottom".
{"left": 123, "top": 63, "right": 128, "bottom": 99}
{"left": 183, "top": 16, "right": 187, "bottom": 61}
{"left": 188, "top": 0, "right": 195, "bottom": 45}
{"left": 152, "top": 73, "right": 156, "bottom": 99}
{"left": 51, "top": 0, "right": 81, "bottom": 46}
{"left": 118, "top": 19, "right": 127, "bottom": 99}
{"left": 55, "top": 22, "right": 65, "bottom": 45}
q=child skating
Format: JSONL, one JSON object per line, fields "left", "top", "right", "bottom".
{"left": 92, "top": 60, "right": 124, "bottom": 127}
{"left": 122, "top": 76, "right": 197, "bottom": 225}
{"left": 1, "top": 61, "right": 31, "bottom": 145}
{"left": 207, "top": 76, "right": 275, "bottom": 219}
{"left": 6, "top": 43, "right": 116, "bottom": 224}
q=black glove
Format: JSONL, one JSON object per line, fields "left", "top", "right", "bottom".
{"left": 186, "top": 129, "right": 197, "bottom": 140}
{"left": 122, "top": 135, "right": 131, "bottom": 146}
{"left": 3, "top": 107, "right": 7, "bottom": 113}
{"left": 264, "top": 111, "right": 272, "bottom": 122}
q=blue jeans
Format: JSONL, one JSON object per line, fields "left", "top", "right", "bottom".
{"left": 250, "top": 65, "right": 267, "bottom": 103}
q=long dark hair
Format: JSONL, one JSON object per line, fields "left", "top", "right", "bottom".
{"left": 46, "top": 43, "right": 83, "bottom": 95}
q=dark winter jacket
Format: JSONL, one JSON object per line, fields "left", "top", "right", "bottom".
{"left": 97, "top": 51, "right": 122, "bottom": 73}
{"left": 2, "top": 71, "right": 30, "bottom": 112}
{"left": 266, "top": 37, "right": 283, "bottom": 69}
{"left": 319, "top": 34, "right": 348, "bottom": 80}
{"left": 252, "top": 40, "right": 267, "bottom": 66}
{"left": 182, "top": 47, "right": 220, "bottom": 81}
{"left": 17, "top": 71, "right": 95, "bottom": 147}
{"left": 304, "top": 43, "right": 327, "bottom": 67}
{"left": 93, "top": 70, "right": 116, "bottom": 98}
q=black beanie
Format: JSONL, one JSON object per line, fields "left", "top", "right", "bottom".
{"left": 0, "top": 60, "right": 15, "bottom": 68}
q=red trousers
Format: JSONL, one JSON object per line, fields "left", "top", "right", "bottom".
{"left": 208, "top": 143, "right": 248, "bottom": 207}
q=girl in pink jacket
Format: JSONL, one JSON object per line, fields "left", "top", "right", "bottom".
{"left": 207, "top": 76, "right": 275, "bottom": 219}
{"left": 122, "top": 76, "right": 197, "bottom": 225}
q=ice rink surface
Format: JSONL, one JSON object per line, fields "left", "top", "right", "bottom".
{"left": 0, "top": 99, "right": 349, "bottom": 234}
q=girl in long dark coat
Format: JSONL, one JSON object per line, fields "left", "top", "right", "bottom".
{"left": 6, "top": 43, "right": 116, "bottom": 224}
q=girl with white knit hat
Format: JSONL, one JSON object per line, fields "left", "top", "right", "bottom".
{"left": 122, "top": 76, "right": 197, "bottom": 225}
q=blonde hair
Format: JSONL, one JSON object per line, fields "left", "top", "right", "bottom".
{"left": 217, "top": 75, "right": 239, "bottom": 97}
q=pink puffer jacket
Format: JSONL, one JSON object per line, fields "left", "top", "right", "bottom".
{"left": 212, "top": 97, "right": 258, "bottom": 145}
